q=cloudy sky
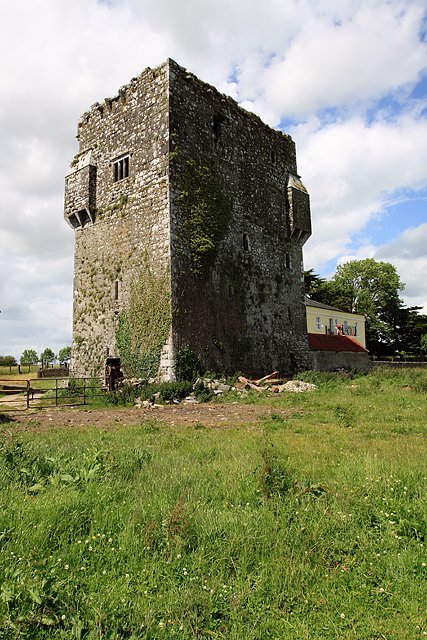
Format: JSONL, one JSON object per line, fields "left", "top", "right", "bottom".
{"left": 1, "top": 0, "right": 426, "bottom": 360}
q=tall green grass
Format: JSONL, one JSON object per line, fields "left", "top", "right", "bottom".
{"left": 0, "top": 369, "right": 426, "bottom": 639}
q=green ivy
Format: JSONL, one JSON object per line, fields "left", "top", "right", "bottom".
{"left": 178, "top": 159, "right": 232, "bottom": 277}
{"left": 175, "top": 345, "right": 202, "bottom": 382}
{"left": 115, "top": 257, "right": 171, "bottom": 378}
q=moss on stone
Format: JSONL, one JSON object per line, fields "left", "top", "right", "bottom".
{"left": 115, "top": 256, "right": 171, "bottom": 378}
{"left": 178, "top": 159, "right": 232, "bottom": 277}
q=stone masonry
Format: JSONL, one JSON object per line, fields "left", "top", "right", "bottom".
{"left": 64, "top": 59, "right": 312, "bottom": 380}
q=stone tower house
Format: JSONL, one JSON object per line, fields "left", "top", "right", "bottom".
{"left": 64, "top": 59, "right": 312, "bottom": 380}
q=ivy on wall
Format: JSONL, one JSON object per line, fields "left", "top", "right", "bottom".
{"left": 178, "top": 159, "right": 232, "bottom": 277}
{"left": 115, "top": 256, "right": 171, "bottom": 378}
{"left": 174, "top": 344, "right": 201, "bottom": 381}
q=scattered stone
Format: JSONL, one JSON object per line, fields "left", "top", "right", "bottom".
{"left": 122, "top": 377, "right": 146, "bottom": 388}
{"left": 134, "top": 398, "right": 152, "bottom": 408}
{"left": 277, "top": 380, "right": 316, "bottom": 393}
{"left": 216, "top": 383, "right": 232, "bottom": 392}
{"left": 238, "top": 373, "right": 316, "bottom": 393}
{"left": 130, "top": 373, "right": 314, "bottom": 409}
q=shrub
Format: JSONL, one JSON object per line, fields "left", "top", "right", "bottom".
{"left": 140, "top": 381, "right": 194, "bottom": 403}
{"left": 175, "top": 345, "right": 202, "bottom": 382}
{"left": 259, "top": 446, "right": 294, "bottom": 499}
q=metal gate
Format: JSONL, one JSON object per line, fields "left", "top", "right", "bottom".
{"left": 0, "top": 378, "right": 104, "bottom": 412}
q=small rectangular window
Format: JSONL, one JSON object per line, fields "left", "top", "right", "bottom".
{"left": 315, "top": 316, "right": 321, "bottom": 330}
{"left": 212, "top": 114, "right": 227, "bottom": 145}
{"left": 242, "top": 233, "right": 250, "bottom": 252}
{"left": 113, "top": 155, "right": 129, "bottom": 182}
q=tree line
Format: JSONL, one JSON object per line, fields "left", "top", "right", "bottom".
{"left": 0, "top": 347, "right": 71, "bottom": 370}
{"left": 305, "top": 258, "right": 427, "bottom": 357}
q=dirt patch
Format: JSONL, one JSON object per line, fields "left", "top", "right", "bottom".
{"left": 4, "top": 402, "right": 295, "bottom": 433}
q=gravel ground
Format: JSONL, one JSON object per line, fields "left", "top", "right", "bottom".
{"left": 3, "top": 401, "right": 297, "bottom": 433}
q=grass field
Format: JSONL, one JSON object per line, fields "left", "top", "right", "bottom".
{"left": 0, "top": 366, "right": 40, "bottom": 379}
{"left": 0, "top": 368, "right": 426, "bottom": 639}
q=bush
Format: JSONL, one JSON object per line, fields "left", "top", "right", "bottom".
{"left": 193, "top": 380, "right": 213, "bottom": 402}
{"left": 107, "top": 383, "right": 140, "bottom": 405}
{"left": 175, "top": 346, "right": 202, "bottom": 382}
{"left": 259, "top": 446, "right": 294, "bottom": 499}
{"left": 140, "top": 381, "right": 194, "bottom": 403}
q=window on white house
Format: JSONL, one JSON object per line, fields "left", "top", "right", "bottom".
{"left": 329, "top": 318, "right": 338, "bottom": 333}
{"left": 315, "top": 316, "right": 321, "bottom": 330}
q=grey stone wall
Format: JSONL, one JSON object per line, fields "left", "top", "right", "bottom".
{"left": 169, "top": 60, "right": 311, "bottom": 376}
{"left": 371, "top": 361, "right": 427, "bottom": 368}
{"left": 65, "top": 59, "right": 312, "bottom": 379}
{"left": 311, "top": 351, "right": 371, "bottom": 372}
{"left": 65, "top": 64, "right": 170, "bottom": 377}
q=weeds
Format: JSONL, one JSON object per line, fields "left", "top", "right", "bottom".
{"left": 333, "top": 404, "right": 357, "bottom": 428}
{"left": 0, "top": 369, "right": 426, "bottom": 638}
{"left": 259, "top": 445, "right": 294, "bottom": 498}
{"left": 107, "top": 380, "right": 212, "bottom": 406}
{"left": 140, "top": 380, "right": 194, "bottom": 403}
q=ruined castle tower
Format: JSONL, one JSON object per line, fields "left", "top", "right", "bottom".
{"left": 64, "top": 59, "right": 312, "bottom": 380}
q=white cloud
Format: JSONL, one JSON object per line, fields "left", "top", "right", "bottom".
{"left": 299, "top": 114, "right": 427, "bottom": 269}
{"left": 259, "top": 2, "right": 427, "bottom": 121}
{"left": 374, "top": 223, "right": 427, "bottom": 312}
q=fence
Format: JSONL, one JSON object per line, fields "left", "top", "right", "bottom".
{"left": 0, "top": 378, "right": 104, "bottom": 413}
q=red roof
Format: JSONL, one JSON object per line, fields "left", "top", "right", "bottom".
{"left": 307, "top": 333, "right": 368, "bottom": 353}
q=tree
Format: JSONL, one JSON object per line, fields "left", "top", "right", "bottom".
{"left": 421, "top": 334, "right": 427, "bottom": 355}
{"left": 304, "top": 269, "right": 326, "bottom": 298}
{"left": 58, "top": 346, "right": 71, "bottom": 365}
{"left": 0, "top": 355, "right": 17, "bottom": 373}
{"left": 395, "top": 307, "right": 427, "bottom": 357}
{"left": 309, "top": 259, "right": 405, "bottom": 356}
{"left": 20, "top": 349, "right": 38, "bottom": 370}
{"left": 40, "top": 348, "right": 56, "bottom": 368}
{"left": 306, "top": 260, "right": 427, "bottom": 357}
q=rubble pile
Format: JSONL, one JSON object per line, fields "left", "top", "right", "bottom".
{"left": 236, "top": 373, "right": 316, "bottom": 393}
{"left": 273, "top": 380, "right": 317, "bottom": 393}
{"left": 132, "top": 371, "right": 316, "bottom": 408}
